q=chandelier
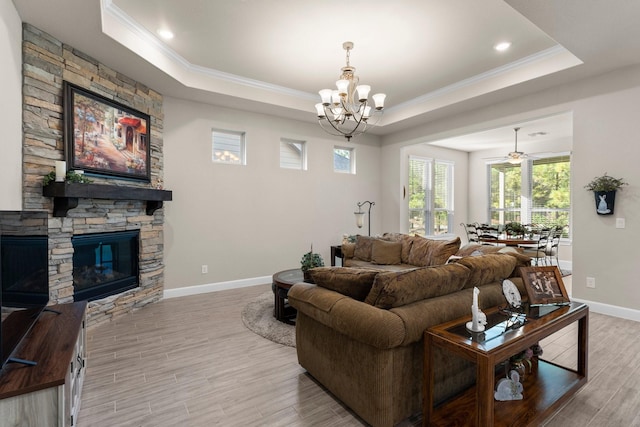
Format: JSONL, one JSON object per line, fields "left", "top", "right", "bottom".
{"left": 315, "top": 42, "right": 386, "bottom": 141}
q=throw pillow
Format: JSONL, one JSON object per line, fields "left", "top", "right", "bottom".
{"left": 309, "top": 267, "right": 380, "bottom": 301}
{"left": 382, "top": 233, "right": 414, "bottom": 263}
{"left": 353, "top": 235, "right": 376, "bottom": 261}
{"left": 371, "top": 239, "right": 402, "bottom": 265}
{"left": 407, "top": 236, "right": 461, "bottom": 267}
{"left": 455, "top": 253, "right": 517, "bottom": 288}
{"left": 341, "top": 243, "right": 355, "bottom": 259}
{"left": 364, "top": 263, "right": 470, "bottom": 309}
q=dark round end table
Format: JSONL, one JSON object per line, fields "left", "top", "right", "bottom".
{"left": 272, "top": 268, "right": 304, "bottom": 324}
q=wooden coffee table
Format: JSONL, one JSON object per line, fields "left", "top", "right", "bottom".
{"left": 423, "top": 302, "right": 588, "bottom": 426}
{"left": 272, "top": 269, "right": 303, "bottom": 325}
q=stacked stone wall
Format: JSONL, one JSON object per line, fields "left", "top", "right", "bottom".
{"left": 21, "top": 23, "right": 165, "bottom": 327}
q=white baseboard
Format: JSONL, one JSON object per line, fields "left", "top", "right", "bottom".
{"left": 163, "top": 276, "right": 271, "bottom": 299}
{"left": 571, "top": 297, "right": 640, "bottom": 322}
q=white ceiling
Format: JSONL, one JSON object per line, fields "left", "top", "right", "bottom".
{"left": 11, "top": 0, "right": 640, "bottom": 150}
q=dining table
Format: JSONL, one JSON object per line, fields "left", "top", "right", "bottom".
{"left": 478, "top": 237, "right": 537, "bottom": 247}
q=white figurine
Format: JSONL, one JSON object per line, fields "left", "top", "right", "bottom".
{"left": 495, "top": 370, "right": 524, "bottom": 401}
{"left": 597, "top": 194, "right": 611, "bottom": 214}
{"left": 466, "top": 287, "right": 487, "bottom": 332}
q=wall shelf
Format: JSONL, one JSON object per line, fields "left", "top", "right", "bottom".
{"left": 42, "top": 182, "right": 172, "bottom": 217}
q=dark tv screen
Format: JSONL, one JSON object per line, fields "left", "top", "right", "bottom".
{"left": 1, "top": 211, "right": 49, "bottom": 369}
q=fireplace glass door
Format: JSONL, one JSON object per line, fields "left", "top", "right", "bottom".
{"left": 72, "top": 230, "right": 139, "bottom": 301}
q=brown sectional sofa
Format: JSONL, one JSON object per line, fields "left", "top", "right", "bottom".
{"left": 288, "top": 236, "right": 530, "bottom": 427}
{"left": 341, "top": 233, "right": 462, "bottom": 272}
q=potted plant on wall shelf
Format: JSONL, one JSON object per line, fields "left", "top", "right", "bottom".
{"left": 300, "top": 244, "right": 324, "bottom": 283}
{"left": 584, "top": 173, "right": 628, "bottom": 215}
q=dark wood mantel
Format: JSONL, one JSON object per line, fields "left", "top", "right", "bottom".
{"left": 42, "top": 182, "right": 173, "bottom": 217}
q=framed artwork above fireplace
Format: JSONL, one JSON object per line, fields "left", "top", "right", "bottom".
{"left": 63, "top": 81, "right": 151, "bottom": 182}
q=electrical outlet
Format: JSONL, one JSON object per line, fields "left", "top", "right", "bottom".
{"left": 616, "top": 218, "right": 625, "bottom": 229}
{"left": 201, "top": 265, "right": 208, "bottom": 274}
{"left": 586, "top": 277, "right": 595, "bottom": 288}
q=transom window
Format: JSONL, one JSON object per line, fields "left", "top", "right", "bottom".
{"left": 489, "top": 154, "right": 571, "bottom": 236}
{"left": 408, "top": 156, "right": 454, "bottom": 236}
{"left": 280, "top": 138, "right": 307, "bottom": 170}
{"left": 212, "top": 129, "right": 245, "bottom": 165}
{"left": 334, "top": 147, "right": 355, "bottom": 174}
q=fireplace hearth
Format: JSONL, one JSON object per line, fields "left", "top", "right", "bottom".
{"left": 72, "top": 231, "right": 139, "bottom": 302}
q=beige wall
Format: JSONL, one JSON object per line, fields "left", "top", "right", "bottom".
{"left": 163, "top": 97, "right": 382, "bottom": 290}
{"left": 380, "top": 64, "right": 640, "bottom": 315}
{"left": 0, "top": 1, "right": 23, "bottom": 209}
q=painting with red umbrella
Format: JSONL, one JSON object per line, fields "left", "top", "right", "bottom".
{"left": 63, "top": 81, "right": 151, "bottom": 181}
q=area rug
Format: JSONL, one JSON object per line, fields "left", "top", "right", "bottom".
{"left": 241, "top": 291, "right": 295, "bottom": 348}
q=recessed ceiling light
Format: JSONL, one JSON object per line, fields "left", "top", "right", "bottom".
{"left": 157, "top": 29, "right": 174, "bottom": 40}
{"left": 494, "top": 42, "right": 511, "bottom": 52}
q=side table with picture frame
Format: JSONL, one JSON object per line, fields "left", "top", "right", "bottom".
{"left": 423, "top": 301, "right": 588, "bottom": 426}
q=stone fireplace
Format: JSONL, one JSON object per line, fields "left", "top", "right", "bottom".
{"left": 21, "top": 24, "right": 167, "bottom": 326}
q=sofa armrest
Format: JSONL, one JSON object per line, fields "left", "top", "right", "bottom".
{"left": 288, "top": 283, "right": 406, "bottom": 349}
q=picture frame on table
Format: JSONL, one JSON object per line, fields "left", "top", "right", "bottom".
{"left": 63, "top": 81, "right": 151, "bottom": 182}
{"left": 520, "top": 266, "right": 570, "bottom": 306}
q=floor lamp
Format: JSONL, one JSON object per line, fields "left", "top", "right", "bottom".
{"left": 354, "top": 201, "right": 375, "bottom": 236}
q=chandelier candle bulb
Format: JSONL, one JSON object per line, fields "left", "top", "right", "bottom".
{"left": 319, "top": 89, "right": 332, "bottom": 105}
{"left": 373, "top": 93, "right": 386, "bottom": 110}
{"left": 336, "top": 80, "right": 350, "bottom": 96}
{"left": 356, "top": 85, "right": 371, "bottom": 101}
{"left": 331, "top": 90, "right": 341, "bottom": 105}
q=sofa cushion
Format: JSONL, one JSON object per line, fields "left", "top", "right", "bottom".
{"left": 364, "top": 263, "right": 470, "bottom": 308}
{"left": 353, "top": 235, "right": 376, "bottom": 261}
{"left": 455, "top": 243, "right": 502, "bottom": 257}
{"left": 407, "top": 236, "right": 461, "bottom": 267}
{"left": 455, "top": 254, "right": 517, "bottom": 289}
{"left": 371, "top": 239, "right": 402, "bottom": 265}
{"left": 309, "top": 267, "right": 380, "bottom": 301}
{"left": 382, "top": 232, "right": 414, "bottom": 264}
{"left": 342, "top": 242, "right": 355, "bottom": 259}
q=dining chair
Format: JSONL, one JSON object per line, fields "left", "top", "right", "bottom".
{"left": 544, "top": 226, "right": 564, "bottom": 266}
{"left": 476, "top": 223, "right": 499, "bottom": 245}
{"left": 460, "top": 222, "right": 480, "bottom": 243}
{"left": 521, "top": 227, "right": 553, "bottom": 265}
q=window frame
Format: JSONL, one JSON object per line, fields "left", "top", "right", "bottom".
{"left": 408, "top": 155, "right": 455, "bottom": 237}
{"left": 211, "top": 128, "right": 246, "bottom": 165}
{"left": 333, "top": 146, "right": 355, "bottom": 174}
{"left": 487, "top": 153, "right": 571, "bottom": 238}
{"left": 279, "top": 138, "right": 307, "bottom": 170}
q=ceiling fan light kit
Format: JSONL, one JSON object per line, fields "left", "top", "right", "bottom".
{"left": 507, "top": 127, "right": 527, "bottom": 164}
{"left": 316, "top": 41, "right": 386, "bottom": 141}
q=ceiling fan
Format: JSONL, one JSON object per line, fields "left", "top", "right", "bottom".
{"left": 505, "top": 127, "right": 527, "bottom": 164}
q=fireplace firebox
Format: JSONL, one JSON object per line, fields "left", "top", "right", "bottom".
{"left": 72, "top": 230, "right": 139, "bottom": 301}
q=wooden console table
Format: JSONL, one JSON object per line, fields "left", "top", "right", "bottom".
{"left": 0, "top": 302, "right": 87, "bottom": 427}
{"left": 423, "top": 302, "right": 588, "bottom": 426}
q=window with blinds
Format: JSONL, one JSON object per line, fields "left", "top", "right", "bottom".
{"left": 489, "top": 154, "right": 570, "bottom": 236}
{"left": 280, "top": 138, "right": 307, "bottom": 170}
{"left": 408, "top": 156, "right": 454, "bottom": 236}
{"left": 212, "top": 129, "right": 245, "bottom": 165}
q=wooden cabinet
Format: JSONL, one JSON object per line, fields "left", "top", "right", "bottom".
{"left": 0, "top": 302, "right": 87, "bottom": 427}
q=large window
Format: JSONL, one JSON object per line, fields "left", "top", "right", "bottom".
{"left": 489, "top": 155, "right": 570, "bottom": 235}
{"left": 212, "top": 129, "right": 245, "bottom": 165}
{"left": 408, "top": 156, "right": 454, "bottom": 236}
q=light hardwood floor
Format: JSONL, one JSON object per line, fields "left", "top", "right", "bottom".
{"left": 77, "top": 281, "right": 640, "bottom": 427}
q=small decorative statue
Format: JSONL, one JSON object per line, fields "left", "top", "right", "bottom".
{"left": 494, "top": 370, "right": 524, "bottom": 401}
{"left": 466, "top": 286, "right": 487, "bottom": 332}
